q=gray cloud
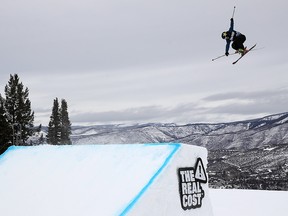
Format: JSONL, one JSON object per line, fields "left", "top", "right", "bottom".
{"left": 1, "top": 0, "right": 288, "bottom": 126}
{"left": 203, "top": 88, "right": 288, "bottom": 102}
{"left": 202, "top": 88, "right": 288, "bottom": 116}
{"left": 69, "top": 88, "right": 288, "bottom": 125}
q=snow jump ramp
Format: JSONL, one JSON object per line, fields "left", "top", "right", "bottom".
{"left": 0, "top": 143, "right": 213, "bottom": 216}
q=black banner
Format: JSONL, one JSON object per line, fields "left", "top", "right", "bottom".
{"left": 178, "top": 158, "right": 207, "bottom": 210}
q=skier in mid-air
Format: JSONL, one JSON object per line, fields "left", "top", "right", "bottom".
{"left": 221, "top": 18, "right": 247, "bottom": 56}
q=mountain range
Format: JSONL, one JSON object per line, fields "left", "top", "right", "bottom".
{"left": 70, "top": 112, "right": 288, "bottom": 150}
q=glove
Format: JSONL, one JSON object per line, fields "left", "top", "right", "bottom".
{"left": 225, "top": 52, "right": 229, "bottom": 56}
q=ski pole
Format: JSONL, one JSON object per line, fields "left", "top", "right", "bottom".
{"left": 232, "top": 6, "right": 236, "bottom": 18}
{"left": 212, "top": 54, "right": 226, "bottom": 61}
{"left": 212, "top": 52, "right": 240, "bottom": 61}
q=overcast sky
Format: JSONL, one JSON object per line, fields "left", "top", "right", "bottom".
{"left": 1, "top": 0, "right": 288, "bottom": 126}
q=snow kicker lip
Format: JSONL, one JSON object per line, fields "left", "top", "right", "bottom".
{"left": 119, "top": 143, "right": 181, "bottom": 215}
{"left": 1, "top": 143, "right": 212, "bottom": 216}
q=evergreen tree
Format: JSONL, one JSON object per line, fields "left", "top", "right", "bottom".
{"left": 4, "top": 74, "right": 34, "bottom": 145}
{"left": 35, "top": 124, "right": 45, "bottom": 144}
{"left": 60, "top": 99, "right": 72, "bottom": 144}
{"left": 38, "top": 133, "right": 45, "bottom": 145}
{"left": 47, "top": 98, "right": 61, "bottom": 145}
{"left": 47, "top": 98, "right": 72, "bottom": 145}
{"left": 47, "top": 120, "right": 56, "bottom": 144}
{"left": 0, "top": 95, "right": 12, "bottom": 154}
{"left": 37, "top": 124, "right": 42, "bottom": 133}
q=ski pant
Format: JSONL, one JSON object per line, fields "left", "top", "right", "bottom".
{"left": 232, "top": 34, "right": 246, "bottom": 50}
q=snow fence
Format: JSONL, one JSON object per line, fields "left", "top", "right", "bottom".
{"left": 0, "top": 143, "right": 213, "bottom": 216}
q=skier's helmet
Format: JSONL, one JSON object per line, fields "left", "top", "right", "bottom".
{"left": 221, "top": 32, "right": 227, "bottom": 39}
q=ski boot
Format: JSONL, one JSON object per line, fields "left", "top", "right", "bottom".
{"left": 237, "top": 47, "right": 248, "bottom": 56}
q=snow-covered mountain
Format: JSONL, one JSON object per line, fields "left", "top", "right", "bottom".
{"left": 70, "top": 112, "right": 288, "bottom": 150}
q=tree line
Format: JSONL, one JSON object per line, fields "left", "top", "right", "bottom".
{"left": 0, "top": 74, "right": 72, "bottom": 154}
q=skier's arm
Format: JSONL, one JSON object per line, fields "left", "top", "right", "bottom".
{"left": 229, "top": 18, "right": 234, "bottom": 32}
{"left": 225, "top": 18, "right": 233, "bottom": 56}
{"left": 225, "top": 40, "right": 231, "bottom": 56}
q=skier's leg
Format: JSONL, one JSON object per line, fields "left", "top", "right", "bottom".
{"left": 239, "top": 35, "right": 246, "bottom": 44}
{"left": 233, "top": 37, "right": 245, "bottom": 55}
{"left": 232, "top": 41, "right": 240, "bottom": 51}
{"left": 239, "top": 35, "right": 247, "bottom": 50}
{"left": 239, "top": 35, "right": 247, "bottom": 53}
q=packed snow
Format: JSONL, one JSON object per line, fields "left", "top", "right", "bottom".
{"left": 0, "top": 144, "right": 179, "bottom": 216}
{"left": 210, "top": 189, "right": 288, "bottom": 216}
{"left": 0, "top": 144, "right": 287, "bottom": 216}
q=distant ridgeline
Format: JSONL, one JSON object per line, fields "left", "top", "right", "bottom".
{"left": 69, "top": 112, "right": 288, "bottom": 150}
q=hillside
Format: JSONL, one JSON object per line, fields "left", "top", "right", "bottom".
{"left": 208, "top": 144, "right": 288, "bottom": 190}
{"left": 70, "top": 112, "right": 288, "bottom": 150}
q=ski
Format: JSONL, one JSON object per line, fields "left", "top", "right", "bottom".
{"left": 232, "top": 44, "right": 257, "bottom": 64}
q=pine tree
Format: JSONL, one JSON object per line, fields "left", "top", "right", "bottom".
{"left": 0, "top": 95, "right": 12, "bottom": 154}
{"left": 60, "top": 99, "right": 72, "bottom": 144}
{"left": 37, "top": 124, "right": 42, "bottom": 133}
{"left": 4, "top": 74, "right": 34, "bottom": 145}
{"left": 38, "top": 133, "right": 45, "bottom": 145}
{"left": 47, "top": 98, "right": 61, "bottom": 145}
{"left": 47, "top": 98, "right": 72, "bottom": 145}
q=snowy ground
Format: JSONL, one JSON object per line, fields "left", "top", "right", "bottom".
{"left": 210, "top": 189, "right": 288, "bottom": 216}
{"left": 1, "top": 144, "right": 288, "bottom": 216}
{"left": 0, "top": 144, "right": 180, "bottom": 216}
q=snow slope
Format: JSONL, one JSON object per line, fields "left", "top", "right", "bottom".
{"left": 210, "top": 189, "right": 288, "bottom": 216}
{"left": 1, "top": 144, "right": 287, "bottom": 216}
{"left": 0, "top": 143, "right": 212, "bottom": 216}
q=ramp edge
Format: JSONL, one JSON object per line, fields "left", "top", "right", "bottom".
{"left": 119, "top": 143, "right": 181, "bottom": 216}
